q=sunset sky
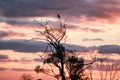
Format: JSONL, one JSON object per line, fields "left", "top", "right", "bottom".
{"left": 0, "top": 0, "right": 120, "bottom": 80}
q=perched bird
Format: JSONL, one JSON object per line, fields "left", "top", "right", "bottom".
{"left": 57, "top": 14, "right": 61, "bottom": 18}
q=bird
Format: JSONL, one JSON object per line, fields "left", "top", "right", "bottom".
{"left": 57, "top": 14, "right": 61, "bottom": 18}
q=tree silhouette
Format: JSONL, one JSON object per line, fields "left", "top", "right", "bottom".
{"left": 66, "top": 56, "right": 89, "bottom": 80}
{"left": 87, "top": 57, "right": 120, "bottom": 80}
{"left": 34, "top": 15, "right": 97, "bottom": 80}
{"left": 96, "top": 58, "right": 120, "bottom": 80}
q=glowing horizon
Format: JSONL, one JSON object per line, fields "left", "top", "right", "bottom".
{"left": 0, "top": 0, "right": 120, "bottom": 80}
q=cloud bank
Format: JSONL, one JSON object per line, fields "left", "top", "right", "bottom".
{"left": 0, "top": 54, "right": 8, "bottom": 60}
{"left": 0, "top": 0, "right": 120, "bottom": 19}
{"left": 0, "top": 39, "right": 119, "bottom": 54}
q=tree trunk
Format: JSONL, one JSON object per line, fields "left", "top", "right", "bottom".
{"left": 60, "top": 60, "right": 66, "bottom": 80}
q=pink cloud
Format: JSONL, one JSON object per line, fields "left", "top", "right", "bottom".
{"left": 0, "top": 30, "right": 26, "bottom": 38}
{"left": 83, "top": 38, "right": 104, "bottom": 41}
{"left": 79, "top": 27, "right": 105, "bottom": 33}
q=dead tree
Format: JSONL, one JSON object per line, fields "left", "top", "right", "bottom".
{"left": 87, "top": 57, "right": 120, "bottom": 80}
{"left": 34, "top": 14, "right": 66, "bottom": 80}
{"left": 96, "top": 58, "right": 120, "bottom": 80}
{"left": 65, "top": 56, "right": 89, "bottom": 80}
{"left": 34, "top": 15, "right": 97, "bottom": 80}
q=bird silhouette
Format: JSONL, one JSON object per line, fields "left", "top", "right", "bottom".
{"left": 57, "top": 14, "right": 61, "bottom": 18}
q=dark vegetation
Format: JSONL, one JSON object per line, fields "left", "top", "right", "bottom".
{"left": 19, "top": 15, "right": 120, "bottom": 80}
{"left": 33, "top": 15, "right": 98, "bottom": 80}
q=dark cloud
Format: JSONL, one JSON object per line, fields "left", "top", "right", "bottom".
{"left": 90, "top": 45, "right": 120, "bottom": 54}
{"left": 11, "top": 68, "right": 33, "bottom": 72}
{"left": 0, "top": 0, "right": 119, "bottom": 19}
{"left": 0, "top": 16, "right": 50, "bottom": 27}
{"left": 0, "top": 0, "right": 73, "bottom": 17}
{"left": 0, "top": 54, "right": 8, "bottom": 60}
{"left": 0, "top": 0, "right": 119, "bottom": 29}
{"left": 61, "top": 24, "right": 105, "bottom": 33}
{"left": 0, "top": 39, "right": 47, "bottom": 53}
{"left": 79, "top": 27, "right": 105, "bottom": 33}
{"left": 82, "top": 38, "right": 104, "bottom": 41}
{"left": 0, "top": 39, "right": 120, "bottom": 54}
{"left": 0, "top": 39, "right": 89, "bottom": 53}
{"left": 0, "top": 16, "right": 78, "bottom": 30}
{"left": 0, "top": 67, "right": 8, "bottom": 71}
{"left": 67, "top": 24, "right": 105, "bottom": 33}
{"left": 0, "top": 16, "right": 36, "bottom": 25}
{"left": 65, "top": 44, "right": 89, "bottom": 52}
{"left": 0, "top": 30, "right": 25, "bottom": 38}
{"left": 97, "top": 45, "right": 120, "bottom": 54}
{"left": 0, "top": 54, "right": 19, "bottom": 62}
{"left": 0, "top": 30, "right": 12, "bottom": 38}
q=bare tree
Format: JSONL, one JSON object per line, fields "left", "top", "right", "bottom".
{"left": 65, "top": 55, "right": 90, "bottom": 80}
{"left": 34, "top": 15, "right": 97, "bottom": 80}
{"left": 96, "top": 58, "right": 120, "bottom": 80}
{"left": 87, "top": 57, "right": 120, "bottom": 80}
{"left": 34, "top": 14, "right": 67, "bottom": 80}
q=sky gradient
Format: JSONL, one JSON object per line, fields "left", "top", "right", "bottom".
{"left": 0, "top": 0, "right": 120, "bottom": 80}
